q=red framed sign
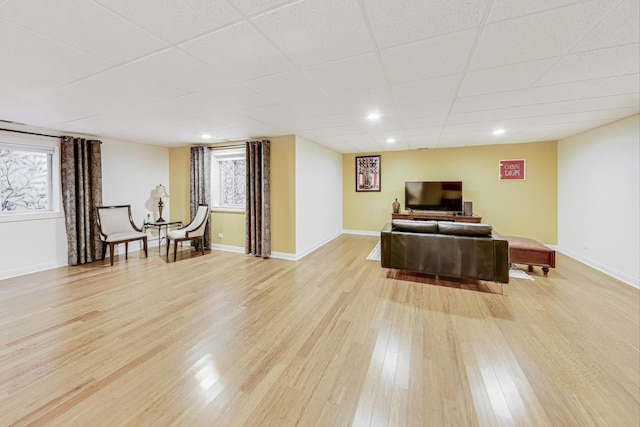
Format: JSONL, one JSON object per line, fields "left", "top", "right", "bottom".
{"left": 499, "top": 159, "right": 525, "bottom": 181}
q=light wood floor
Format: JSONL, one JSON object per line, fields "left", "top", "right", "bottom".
{"left": 0, "top": 235, "right": 638, "bottom": 426}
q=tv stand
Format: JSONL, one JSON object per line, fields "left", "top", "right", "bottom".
{"left": 392, "top": 212, "right": 482, "bottom": 223}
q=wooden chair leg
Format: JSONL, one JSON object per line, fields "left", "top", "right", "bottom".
{"left": 201, "top": 238, "right": 205, "bottom": 255}
{"left": 173, "top": 240, "right": 178, "bottom": 262}
{"left": 143, "top": 237, "right": 148, "bottom": 258}
{"left": 109, "top": 243, "right": 115, "bottom": 266}
{"left": 125, "top": 242, "right": 129, "bottom": 260}
{"left": 166, "top": 238, "right": 170, "bottom": 258}
{"left": 101, "top": 241, "right": 107, "bottom": 260}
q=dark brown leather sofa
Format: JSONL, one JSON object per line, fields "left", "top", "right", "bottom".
{"left": 380, "top": 220, "right": 509, "bottom": 284}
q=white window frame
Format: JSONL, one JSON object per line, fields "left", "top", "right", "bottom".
{"left": 211, "top": 148, "right": 246, "bottom": 213}
{"left": 0, "top": 137, "right": 62, "bottom": 223}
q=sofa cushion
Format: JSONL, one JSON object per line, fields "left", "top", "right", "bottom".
{"left": 391, "top": 219, "right": 438, "bottom": 233}
{"left": 437, "top": 222, "right": 492, "bottom": 236}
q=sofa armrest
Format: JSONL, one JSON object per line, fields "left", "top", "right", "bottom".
{"left": 380, "top": 222, "right": 392, "bottom": 268}
{"left": 492, "top": 231, "right": 510, "bottom": 283}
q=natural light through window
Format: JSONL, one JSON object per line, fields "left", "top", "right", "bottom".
{"left": 211, "top": 148, "right": 246, "bottom": 212}
{"left": 0, "top": 143, "right": 55, "bottom": 214}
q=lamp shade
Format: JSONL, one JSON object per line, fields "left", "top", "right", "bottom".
{"left": 152, "top": 184, "right": 169, "bottom": 198}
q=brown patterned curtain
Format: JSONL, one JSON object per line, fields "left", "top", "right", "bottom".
{"left": 190, "top": 146, "right": 211, "bottom": 249}
{"left": 245, "top": 140, "right": 270, "bottom": 258}
{"left": 60, "top": 136, "right": 103, "bottom": 265}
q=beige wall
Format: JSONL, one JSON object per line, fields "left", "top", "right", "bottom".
{"left": 168, "top": 135, "right": 297, "bottom": 254}
{"left": 343, "top": 141, "right": 558, "bottom": 244}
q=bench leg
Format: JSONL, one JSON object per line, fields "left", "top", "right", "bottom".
{"left": 542, "top": 266, "right": 549, "bottom": 277}
{"left": 528, "top": 265, "right": 534, "bottom": 272}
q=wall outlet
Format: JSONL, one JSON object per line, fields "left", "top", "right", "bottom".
{"left": 218, "top": 233, "right": 224, "bottom": 238}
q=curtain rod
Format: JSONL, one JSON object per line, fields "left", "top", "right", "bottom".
{"left": 0, "top": 127, "right": 60, "bottom": 139}
{"left": 208, "top": 143, "right": 245, "bottom": 150}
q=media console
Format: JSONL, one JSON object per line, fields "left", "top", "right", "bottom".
{"left": 392, "top": 212, "right": 482, "bottom": 223}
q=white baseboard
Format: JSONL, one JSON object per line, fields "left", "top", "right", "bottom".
{"left": 211, "top": 243, "right": 244, "bottom": 253}
{"left": 295, "top": 232, "right": 342, "bottom": 260}
{"left": 0, "top": 259, "right": 68, "bottom": 281}
{"left": 342, "top": 229, "right": 379, "bottom": 237}
{"left": 557, "top": 246, "right": 639, "bottom": 289}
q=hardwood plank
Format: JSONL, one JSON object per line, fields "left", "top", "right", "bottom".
{"left": 0, "top": 236, "right": 637, "bottom": 426}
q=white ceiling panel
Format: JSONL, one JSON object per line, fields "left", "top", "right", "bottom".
{"left": 242, "top": 71, "right": 325, "bottom": 104}
{"left": 0, "top": 22, "right": 111, "bottom": 107}
{"left": 94, "top": 0, "right": 241, "bottom": 43}
{"left": 572, "top": 0, "right": 639, "bottom": 53}
{"left": 252, "top": 0, "right": 372, "bottom": 68}
{"left": 470, "top": 1, "right": 613, "bottom": 70}
{"left": 458, "top": 58, "right": 557, "bottom": 97}
{"left": 382, "top": 30, "right": 476, "bottom": 84}
{"left": 2, "top": 68, "right": 185, "bottom": 127}
{"left": 536, "top": 44, "right": 640, "bottom": 86}
{"left": 229, "top": 0, "right": 293, "bottom": 16}
{"left": 302, "top": 53, "right": 386, "bottom": 95}
{"left": 180, "top": 22, "right": 294, "bottom": 83}
{"left": 0, "top": 0, "right": 167, "bottom": 64}
{"left": 364, "top": 0, "right": 488, "bottom": 49}
{"left": 390, "top": 75, "right": 461, "bottom": 107}
{"left": 486, "top": 0, "right": 591, "bottom": 22}
{"left": 0, "top": 0, "right": 637, "bottom": 151}
{"left": 126, "top": 48, "right": 230, "bottom": 93}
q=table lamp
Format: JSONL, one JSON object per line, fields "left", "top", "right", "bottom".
{"left": 152, "top": 184, "right": 169, "bottom": 222}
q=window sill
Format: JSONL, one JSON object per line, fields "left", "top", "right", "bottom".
{"left": 0, "top": 211, "right": 64, "bottom": 223}
{"left": 211, "top": 206, "right": 245, "bottom": 214}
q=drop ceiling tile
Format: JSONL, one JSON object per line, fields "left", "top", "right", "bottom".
{"left": 382, "top": 30, "right": 476, "bottom": 84}
{"left": 568, "top": 93, "right": 640, "bottom": 112}
{"left": 94, "top": 0, "right": 241, "bottom": 43}
{"left": 242, "top": 71, "right": 325, "bottom": 104}
{"left": 296, "top": 125, "right": 364, "bottom": 140}
{"left": 572, "top": 0, "right": 639, "bottom": 53}
{"left": 0, "top": 0, "right": 167, "bottom": 63}
{"left": 487, "top": 0, "right": 591, "bottom": 22}
{"left": 180, "top": 22, "right": 294, "bottom": 83}
{"left": 437, "top": 132, "right": 478, "bottom": 147}
{"left": 470, "top": 0, "right": 612, "bottom": 70}
{"left": 536, "top": 44, "right": 640, "bottom": 86}
{"left": 0, "top": 22, "right": 111, "bottom": 107}
{"left": 405, "top": 135, "right": 439, "bottom": 149}
{"left": 280, "top": 97, "right": 343, "bottom": 118}
{"left": 229, "top": 0, "right": 292, "bottom": 15}
{"left": 452, "top": 91, "right": 517, "bottom": 114}
{"left": 302, "top": 53, "right": 386, "bottom": 95}
{"left": 2, "top": 67, "right": 185, "bottom": 127}
{"left": 329, "top": 87, "right": 394, "bottom": 115}
{"left": 292, "top": 113, "right": 358, "bottom": 131}
{"left": 363, "top": 0, "right": 488, "bottom": 49}
{"left": 515, "top": 78, "right": 613, "bottom": 106}
{"left": 252, "top": 0, "right": 373, "bottom": 68}
{"left": 394, "top": 103, "right": 451, "bottom": 120}
{"left": 241, "top": 105, "right": 292, "bottom": 127}
{"left": 390, "top": 75, "right": 460, "bottom": 106}
{"left": 594, "top": 73, "right": 640, "bottom": 98}
{"left": 400, "top": 115, "right": 447, "bottom": 129}
{"left": 458, "top": 58, "right": 557, "bottom": 97}
{"left": 126, "top": 48, "right": 230, "bottom": 93}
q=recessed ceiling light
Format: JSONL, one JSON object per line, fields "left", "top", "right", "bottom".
{"left": 201, "top": 134, "right": 212, "bottom": 139}
{"left": 387, "top": 138, "right": 396, "bottom": 143}
{"left": 367, "top": 112, "right": 381, "bottom": 121}
{"left": 493, "top": 129, "right": 505, "bottom": 135}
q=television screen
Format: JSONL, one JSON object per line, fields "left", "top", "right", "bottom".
{"left": 405, "top": 181, "right": 463, "bottom": 212}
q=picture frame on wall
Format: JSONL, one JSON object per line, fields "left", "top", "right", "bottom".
{"left": 355, "top": 155, "right": 381, "bottom": 192}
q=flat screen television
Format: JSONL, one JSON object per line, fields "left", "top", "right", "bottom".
{"left": 405, "top": 181, "right": 463, "bottom": 213}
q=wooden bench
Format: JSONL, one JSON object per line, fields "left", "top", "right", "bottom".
{"left": 506, "top": 236, "right": 556, "bottom": 277}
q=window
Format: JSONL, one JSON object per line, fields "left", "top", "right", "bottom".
{"left": 211, "top": 148, "right": 246, "bottom": 212}
{"left": 0, "top": 143, "right": 56, "bottom": 214}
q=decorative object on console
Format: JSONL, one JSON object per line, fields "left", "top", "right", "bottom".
{"left": 152, "top": 184, "right": 169, "bottom": 222}
{"left": 392, "top": 198, "right": 400, "bottom": 213}
{"left": 463, "top": 201, "right": 473, "bottom": 216}
{"left": 356, "top": 155, "right": 380, "bottom": 192}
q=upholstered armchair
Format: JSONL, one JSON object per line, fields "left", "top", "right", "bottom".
{"left": 96, "top": 205, "right": 148, "bottom": 266}
{"left": 166, "top": 204, "right": 209, "bottom": 262}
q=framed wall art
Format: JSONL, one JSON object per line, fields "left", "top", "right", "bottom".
{"left": 356, "top": 155, "right": 381, "bottom": 192}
